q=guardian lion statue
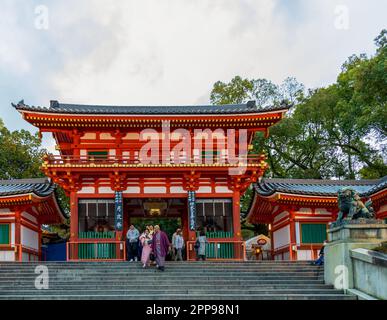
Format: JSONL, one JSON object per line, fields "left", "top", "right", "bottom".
{"left": 336, "top": 187, "right": 375, "bottom": 224}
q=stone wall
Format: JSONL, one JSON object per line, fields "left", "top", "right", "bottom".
{"left": 350, "top": 248, "right": 387, "bottom": 300}
{"left": 324, "top": 222, "right": 387, "bottom": 290}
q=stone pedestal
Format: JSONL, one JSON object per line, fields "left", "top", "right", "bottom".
{"left": 324, "top": 220, "right": 387, "bottom": 290}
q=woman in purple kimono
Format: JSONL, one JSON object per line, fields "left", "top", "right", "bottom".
{"left": 151, "top": 225, "right": 170, "bottom": 271}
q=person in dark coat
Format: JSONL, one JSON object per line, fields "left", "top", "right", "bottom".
{"left": 312, "top": 240, "right": 327, "bottom": 266}
{"left": 151, "top": 225, "right": 171, "bottom": 271}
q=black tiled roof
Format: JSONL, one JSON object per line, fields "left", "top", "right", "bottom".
{"left": 255, "top": 176, "right": 387, "bottom": 197}
{"left": 13, "top": 100, "right": 289, "bottom": 115}
{"left": 0, "top": 178, "right": 56, "bottom": 197}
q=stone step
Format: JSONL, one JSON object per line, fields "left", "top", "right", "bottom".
{"left": 0, "top": 293, "right": 357, "bottom": 300}
{"left": 0, "top": 276, "right": 324, "bottom": 282}
{"left": 0, "top": 264, "right": 319, "bottom": 269}
{"left": 0, "top": 289, "right": 345, "bottom": 295}
{"left": 0, "top": 270, "right": 322, "bottom": 276}
{"left": 0, "top": 283, "right": 333, "bottom": 289}
{"left": 0, "top": 261, "right": 351, "bottom": 300}
{"left": 0, "top": 265, "right": 321, "bottom": 269}
{"left": 0, "top": 279, "right": 326, "bottom": 286}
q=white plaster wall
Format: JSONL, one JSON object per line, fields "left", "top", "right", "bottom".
{"left": 215, "top": 186, "right": 232, "bottom": 193}
{"left": 123, "top": 187, "right": 141, "bottom": 194}
{"left": 100, "top": 133, "right": 114, "bottom": 140}
{"left": 0, "top": 208, "right": 11, "bottom": 214}
{"left": 298, "top": 207, "right": 312, "bottom": 214}
{"left": 273, "top": 225, "right": 290, "bottom": 249}
{"left": 315, "top": 208, "right": 332, "bottom": 215}
{"left": 274, "top": 211, "right": 289, "bottom": 224}
{"left": 297, "top": 250, "right": 313, "bottom": 261}
{"left": 123, "top": 132, "right": 139, "bottom": 139}
{"left": 196, "top": 186, "right": 212, "bottom": 193}
{"left": 0, "top": 251, "right": 15, "bottom": 261}
{"left": 78, "top": 187, "right": 96, "bottom": 194}
{"left": 21, "top": 226, "right": 39, "bottom": 250}
{"left": 22, "top": 212, "right": 37, "bottom": 224}
{"left": 144, "top": 187, "right": 167, "bottom": 194}
{"left": 0, "top": 217, "right": 13, "bottom": 221}
{"left": 170, "top": 186, "right": 185, "bottom": 193}
{"left": 81, "top": 133, "right": 96, "bottom": 139}
{"left": 98, "top": 187, "right": 114, "bottom": 194}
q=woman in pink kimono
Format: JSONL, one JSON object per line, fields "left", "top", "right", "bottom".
{"left": 139, "top": 229, "right": 153, "bottom": 268}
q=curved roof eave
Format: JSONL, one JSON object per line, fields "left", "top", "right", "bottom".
{"left": 12, "top": 100, "right": 290, "bottom": 116}
{"left": 254, "top": 176, "right": 387, "bottom": 198}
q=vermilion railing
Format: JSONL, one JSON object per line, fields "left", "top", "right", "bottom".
{"left": 186, "top": 240, "right": 246, "bottom": 261}
{"left": 43, "top": 154, "right": 266, "bottom": 167}
{"left": 67, "top": 240, "right": 126, "bottom": 261}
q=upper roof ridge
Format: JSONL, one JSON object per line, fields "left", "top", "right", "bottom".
{"left": 13, "top": 100, "right": 290, "bottom": 115}
{"left": 0, "top": 178, "right": 49, "bottom": 185}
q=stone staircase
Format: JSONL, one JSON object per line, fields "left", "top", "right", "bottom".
{"left": 0, "top": 261, "right": 356, "bottom": 300}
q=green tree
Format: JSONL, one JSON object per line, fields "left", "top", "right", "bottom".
{"left": 0, "top": 119, "right": 45, "bottom": 179}
{"left": 210, "top": 30, "right": 387, "bottom": 237}
{"left": 0, "top": 118, "right": 70, "bottom": 236}
{"left": 210, "top": 76, "right": 254, "bottom": 105}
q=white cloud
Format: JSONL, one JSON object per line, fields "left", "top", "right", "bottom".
{"left": 49, "top": 0, "right": 387, "bottom": 106}
{"left": 0, "top": 0, "right": 386, "bottom": 134}
{"left": 0, "top": 2, "right": 32, "bottom": 74}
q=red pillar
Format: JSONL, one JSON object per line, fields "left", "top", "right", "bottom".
{"left": 232, "top": 190, "right": 242, "bottom": 240}
{"left": 269, "top": 226, "right": 274, "bottom": 260}
{"left": 289, "top": 210, "right": 297, "bottom": 261}
{"left": 38, "top": 227, "right": 42, "bottom": 261}
{"left": 72, "top": 130, "right": 80, "bottom": 157}
{"left": 15, "top": 210, "right": 21, "bottom": 261}
{"left": 69, "top": 192, "right": 78, "bottom": 241}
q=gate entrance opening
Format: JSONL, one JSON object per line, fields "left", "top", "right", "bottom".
{"left": 126, "top": 198, "right": 186, "bottom": 240}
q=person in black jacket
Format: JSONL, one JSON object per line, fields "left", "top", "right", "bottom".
{"left": 312, "top": 240, "right": 327, "bottom": 265}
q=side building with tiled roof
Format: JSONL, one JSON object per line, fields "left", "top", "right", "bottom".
{"left": 0, "top": 178, "right": 67, "bottom": 261}
{"left": 247, "top": 177, "right": 387, "bottom": 261}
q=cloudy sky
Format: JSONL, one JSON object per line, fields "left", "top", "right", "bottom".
{"left": 0, "top": 0, "right": 386, "bottom": 147}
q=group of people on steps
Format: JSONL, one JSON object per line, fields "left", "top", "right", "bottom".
{"left": 126, "top": 225, "right": 208, "bottom": 271}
